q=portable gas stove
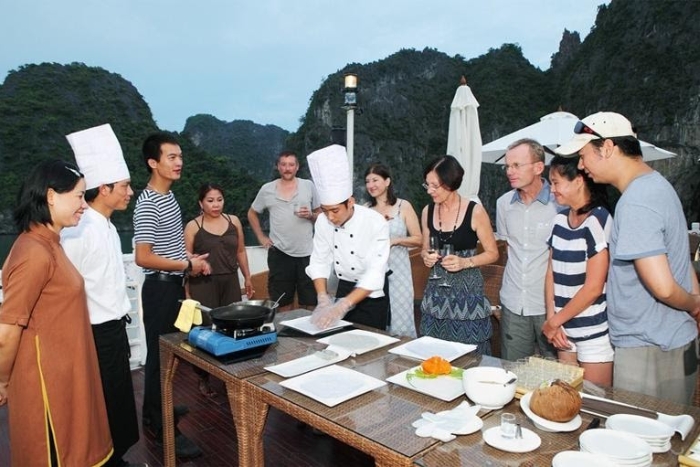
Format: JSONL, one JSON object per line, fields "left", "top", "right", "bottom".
{"left": 188, "top": 322, "right": 277, "bottom": 363}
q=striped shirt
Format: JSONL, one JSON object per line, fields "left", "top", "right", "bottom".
{"left": 133, "top": 188, "right": 187, "bottom": 275}
{"left": 548, "top": 206, "right": 612, "bottom": 342}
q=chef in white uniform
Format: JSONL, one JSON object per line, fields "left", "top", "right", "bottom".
{"left": 305, "top": 144, "right": 391, "bottom": 330}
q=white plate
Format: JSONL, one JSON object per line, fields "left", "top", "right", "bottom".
{"left": 413, "top": 413, "right": 483, "bottom": 436}
{"left": 264, "top": 349, "right": 351, "bottom": 378}
{"left": 388, "top": 336, "right": 477, "bottom": 362}
{"left": 579, "top": 429, "right": 652, "bottom": 461}
{"left": 482, "top": 426, "right": 541, "bottom": 453}
{"left": 279, "top": 315, "right": 353, "bottom": 335}
{"left": 606, "top": 413, "right": 674, "bottom": 439}
{"left": 317, "top": 329, "right": 399, "bottom": 355}
{"left": 279, "top": 364, "right": 386, "bottom": 407}
{"left": 387, "top": 366, "right": 465, "bottom": 402}
{"left": 552, "top": 451, "right": 618, "bottom": 467}
{"left": 519, "top": 391, "right": 582, "bottom": 432}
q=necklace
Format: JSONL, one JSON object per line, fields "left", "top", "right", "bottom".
{"left": 437, "top": 195, "right": 461, "bottom": 242}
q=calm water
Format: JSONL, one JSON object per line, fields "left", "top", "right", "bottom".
{"left": 0, "top": 229, "right": 259, "bottom": 267}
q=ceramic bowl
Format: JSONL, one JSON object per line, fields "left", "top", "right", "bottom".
{"left": 462, "top": 366, "right": 517, "bottom": 410}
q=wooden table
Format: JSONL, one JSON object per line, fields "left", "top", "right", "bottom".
{"left": 161, "top": 311, "right": 700, "bottom": 467}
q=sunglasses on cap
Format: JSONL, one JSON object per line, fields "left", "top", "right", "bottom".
{"left": 574, "top": 120, "right": 605, "bottom": 140}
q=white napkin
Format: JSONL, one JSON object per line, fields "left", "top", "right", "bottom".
{"left": 412, "top": 401, "right": 481, "bottom": 442}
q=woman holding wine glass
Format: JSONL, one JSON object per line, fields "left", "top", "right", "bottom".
{"left": 420, "top": 156, "right": 499, "bottom": 354}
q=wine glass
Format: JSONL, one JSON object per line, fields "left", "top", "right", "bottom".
{"left": 428, "top": 235, "right": 441, "bottom": 280}
{"left": 438, "top": 243, "right": 454, "bottom": 287}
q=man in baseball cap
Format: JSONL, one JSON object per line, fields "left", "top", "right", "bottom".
{"left": 556, "top": 112, "right": 700, "bottom": 405}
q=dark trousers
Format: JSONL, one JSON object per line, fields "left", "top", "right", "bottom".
{"left": 336, "top": 278, "right": 390, "bottom": 331}
{"left": 93, "top": 318, "right": 140, "bottom": 464}
{"left": 141, "top": 279, "right": 185, "bottom": 432}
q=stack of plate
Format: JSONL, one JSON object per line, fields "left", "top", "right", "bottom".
{"left": 579, "top": 429, "right": 653, "bottom": 466}
{"left": 551, "top": 451, "right": 617, "bottom": 467}
{"left": 606, "top": 414, "right": 674, "bottom": 453}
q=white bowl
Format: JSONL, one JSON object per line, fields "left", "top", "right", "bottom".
{"left": 462, "top": 366, "right": 517, "bottom": 410}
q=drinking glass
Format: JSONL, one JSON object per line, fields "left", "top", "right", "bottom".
{"left": 438, "top": 243, "right": 454, "bottom": 287}
{"left": 428, "top": 235, "right": 441, "bottom": 280}
{"left": 500, "top": 413, "right": 517, "bottom": 438}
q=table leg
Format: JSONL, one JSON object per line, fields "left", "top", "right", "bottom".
{"left": 228, "top": 380, "right": 268, "bottom": 467}
{"left": 160, "top": 347, "right": 180, "bottom": 467}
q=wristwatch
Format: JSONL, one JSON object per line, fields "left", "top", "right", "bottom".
{"left": 184, "top": 259, "right": 193, "bottom": 274}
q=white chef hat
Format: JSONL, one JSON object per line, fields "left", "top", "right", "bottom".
{"left": 307, "top": 144, "right": 352, "bottom": 205}
{"left": 65, "top": 123, "right": 130, "bottom": 190}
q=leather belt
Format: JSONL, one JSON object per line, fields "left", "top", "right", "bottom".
{"left": 144, "top": 272, "right": 184, "bottom": 286}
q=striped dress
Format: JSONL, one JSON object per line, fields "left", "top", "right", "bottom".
{"left": 548, "top": 206, "right": 612, "bottom": 343}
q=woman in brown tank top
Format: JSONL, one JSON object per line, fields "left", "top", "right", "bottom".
{"left": 184, "top": 183, "right": 254, "bottom": 395}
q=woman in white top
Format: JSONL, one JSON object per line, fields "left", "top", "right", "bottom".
{"left": 364, "top": 163, "right": 422, "bottom": 337}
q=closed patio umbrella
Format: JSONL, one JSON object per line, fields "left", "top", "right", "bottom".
{"left": 446, "top": 77, "right": 482, "bottom": 201}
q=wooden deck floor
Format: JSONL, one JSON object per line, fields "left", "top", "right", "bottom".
{"left": 0, "top": 362, "right": 375, "bottom": 466}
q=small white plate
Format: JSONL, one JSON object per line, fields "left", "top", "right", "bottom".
{"left": 519, "top": 391, "right": 582, "bottom": 432}
{"left": 388, "top": 336, "right": 476, "bottom": 362}
{"left": 482, "top": 426, "right": 541, "bottom": 453}
{"left": 413, "top": 413, "right": 483, "bottom": 437}
{"left": 317, "top": 329, "right": 399, "bottom": 355}
{"left": 279, "top": 364, "right": 386, "bottom": 407}
{"left": 387, "top": 366, "right": 465, "bottom": 402}
{"left": 279, "top": 315, "right": 353, "bottom": 335}
{"left": 264, "top": 349, "right": 351, "bottom": 378}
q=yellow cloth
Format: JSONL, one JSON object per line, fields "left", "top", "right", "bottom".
{"left": 174, "top": 299, "right": 203, "bottom": 332}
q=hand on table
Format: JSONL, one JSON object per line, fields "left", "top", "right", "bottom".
{"left": 310, "top": 298, "right": 353, "bottom": 329}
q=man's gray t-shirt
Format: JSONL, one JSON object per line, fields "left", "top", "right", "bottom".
{"left": 250, "top": 178, "right": 319, "bottom": 257}
{"left": 608, "top": 171, "right": 697, "bottom": 350}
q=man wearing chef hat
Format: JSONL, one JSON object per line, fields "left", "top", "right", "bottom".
{"left": 555, "top": 111, "right": 700, "bottom": 405}
{"left": 305, "top": 144, "right": 391, "bottom": 330}
{"left": 61, "top": 124, "right": 146, "bottom": 467}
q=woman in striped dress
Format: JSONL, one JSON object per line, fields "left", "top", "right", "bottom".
{"left": 543, "top": 155, "right": 614, "bottom": 386}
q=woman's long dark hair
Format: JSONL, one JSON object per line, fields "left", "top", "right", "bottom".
{"left": 364, "top": 163, "right": 397, "bottom": 207}
{"left": 14, "top": 160, "right": 84, "bottom": 232}
{"left": 549, "top": 155, "right": 609, "bottom": 215}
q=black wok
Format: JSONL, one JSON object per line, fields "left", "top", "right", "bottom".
{"left": 207, "top": 303, "right": 273, "bottom": 330}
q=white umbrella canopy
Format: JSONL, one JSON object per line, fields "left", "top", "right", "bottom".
{"left": 446, "top": 78, "right": 482, "bottom": 200}
{"left": 482, "top": 111, "right": 676, "bottom": 164}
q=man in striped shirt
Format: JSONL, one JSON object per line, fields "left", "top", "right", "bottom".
{"left": 133, "top": 132, "right": 209, "bottom": 458}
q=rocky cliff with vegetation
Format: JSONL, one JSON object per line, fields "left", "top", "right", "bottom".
{"left": 0, "top": 0, "right": 697, "bottom": 235}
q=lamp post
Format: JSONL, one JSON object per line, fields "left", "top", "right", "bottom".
{"left": 343, "top": 73, "right": 358, "bottom": 182}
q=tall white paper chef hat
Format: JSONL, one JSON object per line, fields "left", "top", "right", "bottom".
{"left": 307, "top": 144, "right": 352, "bottom": 205}
{"left": 65, "top": 123, "right": 130, "bottom": 190}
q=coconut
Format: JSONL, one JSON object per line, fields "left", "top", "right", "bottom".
{"left": 529, "top": 379, "right": 581, "bottom": 422}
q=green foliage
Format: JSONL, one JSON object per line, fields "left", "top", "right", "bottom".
{"left": 0, "top": 63, "right": 261, "bottom": 232}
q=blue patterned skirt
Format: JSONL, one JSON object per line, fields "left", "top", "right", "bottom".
{"left": 420, "top": 252, "right": 492, "bottom": 355}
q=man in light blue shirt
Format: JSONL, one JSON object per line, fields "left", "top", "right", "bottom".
{"left": 497, "top": 138, "right": 560, "bottom": 361}
{"left": 556, "top": 111, "right": 699, "bottom": 404}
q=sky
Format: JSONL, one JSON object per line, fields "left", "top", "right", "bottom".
{"left": 1, "top": 0, "right": 608, "bottom": 133}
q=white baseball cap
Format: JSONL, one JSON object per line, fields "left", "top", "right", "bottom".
{"left": 555, "top": 111, "right": 636, "bottom": 156}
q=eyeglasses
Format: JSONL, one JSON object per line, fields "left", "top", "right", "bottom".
{"left": 574, "top": 120, "right": 605, "bottom": 140}
{"left": 501, "top": 162, "right": 537, "bottom": 171}
{"left": 422, "top": 182, "right": 443, "bottom": 191}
